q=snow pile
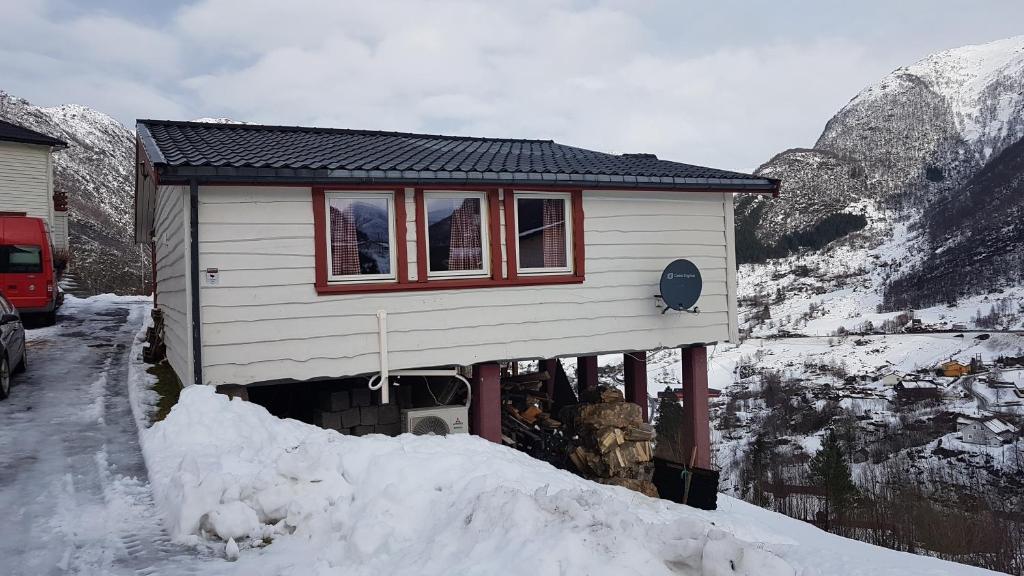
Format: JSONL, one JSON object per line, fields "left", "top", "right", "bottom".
{"left": 142, "top": 386, "right": 790, "bottom": 575}
{"left": 138, "top": 386, "right": 995, "bottom": 575}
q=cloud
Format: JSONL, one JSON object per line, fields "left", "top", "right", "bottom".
{"left": 3, "top": 0, "right": 1019, "bottom": 171}
{"left": 0, "top": 0, "right": 185, "bottom": 122}
{"left": 177, "top": 2, "right": 878, "bottom": 171}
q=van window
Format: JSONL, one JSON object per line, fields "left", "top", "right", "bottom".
{"left": 1, "top": 245, "right": 43, "bottom": 273}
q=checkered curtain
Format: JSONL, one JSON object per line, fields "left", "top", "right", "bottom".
{"left": 330, "top": 204, "right": 361, "bottom": 275}
{"left": 448, "top": 199, "right": 482, "bottom": 270}
{"left": 542, "top": 199, "right": 566, "bottom": 267}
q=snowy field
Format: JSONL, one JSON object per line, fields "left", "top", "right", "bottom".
{"left": 132, "top": 365, "right": 999, "bottom": 574}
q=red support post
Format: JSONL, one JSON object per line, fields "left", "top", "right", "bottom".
{"left": 576, "top": 355, "right": 598, "bottom": 392}
{"left": 623, "top": 351, "right": 648, "bottom": 422}
{"left": 470, "top": 363, "right": 502, "bottom": 443}
{"left": 680, "top": 345, "right": 711, "bottom": 469}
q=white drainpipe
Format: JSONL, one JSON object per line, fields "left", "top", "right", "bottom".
{"left": 376, "top": 310, "right": 390, "bottom": 404}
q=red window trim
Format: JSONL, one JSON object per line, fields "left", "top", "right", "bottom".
{"left": 504, "top": 189, "right": 585, "bottom": 281}
{"left": 313, "top": 186, "right": 408, "bottom": 294}
{"left": 312, "top": 185, "right": 585, "bottom": 295}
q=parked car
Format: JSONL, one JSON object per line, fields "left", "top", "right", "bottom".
{"left": 0, "top": 216, "right": 59, "bottom": 325}
{"left": 0, "top": 292, "right": 27, "bottom": 400}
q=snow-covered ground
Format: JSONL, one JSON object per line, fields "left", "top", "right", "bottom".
{"left": 133, "top": 375, "right": 999, "bottom": 575}
{"left": 0, "top": 295, "right": 218, "bottom": 575}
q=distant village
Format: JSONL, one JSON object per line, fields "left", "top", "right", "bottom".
{"left": 827, "top": 351, "right": 1022, "bottom": 449}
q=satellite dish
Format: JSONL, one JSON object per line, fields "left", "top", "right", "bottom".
{"left": 659, "top": 259, "right": 702, "bottom": 311}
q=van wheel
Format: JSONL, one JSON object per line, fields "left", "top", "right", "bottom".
{"left": 0, "top": 357, "right": 10, "bottom": 400}
{"left": 44, "top": 310, "right": 57, "bottom": 326}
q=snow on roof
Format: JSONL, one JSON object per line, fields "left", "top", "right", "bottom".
{"left": 983, "top": 418, "right": 1018, "bottom": 435}
{"left": 899, "top": 381, "right": 938, "bottom": 389}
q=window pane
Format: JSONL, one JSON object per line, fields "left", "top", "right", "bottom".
{"left": 427, "top": 197, "right": 484, "bottom": 273}
{"left": 1, "top": 245, "right": 43, "bottom": 273}
{"left": 517, "top": 198, "right": 568, "bottom": 269}
{"left": 328, "top": 197, "right": 391, "bottom": 277}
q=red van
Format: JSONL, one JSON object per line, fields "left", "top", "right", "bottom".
{"left": 0, "top": 216, "right": 59, "bottom": 325}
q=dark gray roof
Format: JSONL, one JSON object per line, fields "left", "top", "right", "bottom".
{"left": 137, "top": 119, "right": 778, "bottom": 191}
{"left": 0, "top": 119, "right": 67, "bottom": 149}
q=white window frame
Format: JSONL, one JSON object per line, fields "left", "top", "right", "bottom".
{"left": 324, "top": 191, "right": 398, "bottom": 284}
{"left": 424, "top": 191, "right": 491, "bottom": 279}
{"left": 513, "top": 191, "right": 573, "bottom": 275}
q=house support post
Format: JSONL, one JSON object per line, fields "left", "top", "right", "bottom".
{"left": 577, "top": 355, "right": 599, "bottom": 392}
{"left": 470, "top": 363, "right": 501, "bottom": 443}
{"left": 540, "top": 358, "right": 560, "bottom": 399}
{"left": 623, "top": 351, "right": 648, "bottom": 422}
{"left": 680, "top": 345, "right": 711, "bottom": 469}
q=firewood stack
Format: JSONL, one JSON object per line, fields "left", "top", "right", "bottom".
{"left": 501, "top": 371, "right": 569, "bottom": 468}
{"left": 563, "top": 386, "right": 658, "bottom": 497}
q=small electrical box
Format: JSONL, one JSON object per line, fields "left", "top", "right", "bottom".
{"left": 205, "top": 268, "right": 220, "bottom": 286}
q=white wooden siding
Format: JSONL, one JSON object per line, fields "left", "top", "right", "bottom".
{"left": 0, "top": 142, "right": 53, "bottom": 222}
{"left": 154, "top": 185, "right": 192, "bottom": 386}
{"left": 197, "top": 186, "right": 736, "bottom": 386}
{"left": 51, "top": 211, "right": 69, "bottom": 251}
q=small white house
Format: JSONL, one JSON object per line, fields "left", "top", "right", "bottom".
{"left": 133, "top": 120, "right": 779, "bottom": 459}
{"left": 879, "top": 373, "right": 900, "bottom": 387}
{"left": 0, "top": 119, "right": 69, "bottom": 251}
{"left": 957, "top": 416, "right": 1018, "bottom": 446}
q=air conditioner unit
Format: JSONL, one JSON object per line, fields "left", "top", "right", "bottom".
{"left": 402, "top": 405, "right": 469, "bottom": 436}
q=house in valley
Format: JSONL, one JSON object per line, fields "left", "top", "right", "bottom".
{"left": 957, "top": 415, "right": 1018, "bottom": 446}
{"left": 0, "top": 120, "right": 69, "bottom": 251}
{"left": 939, "top": 360, "right": 970, "bottom": 377}
{"left": 133, "top": 120, "right": 779, "bottom": 467}
{"left": 894, "top": 380, "right": 941, "bottom": 403}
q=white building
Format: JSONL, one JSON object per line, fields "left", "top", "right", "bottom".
{"left": 957, "top": 416, "right": 1018, "bottom": 446}
{"left": 134, "top": 120, "right": 780, "bottom": 459}
{"left": 0, "top": 119, "right": 69, "bottom": 251}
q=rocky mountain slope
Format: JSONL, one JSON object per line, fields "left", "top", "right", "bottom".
{"left": 0, "top": 91, "right": 146, "bottom": 295}
{"left": 737, "top": 37, "right": 1024, "bottom": 260}
{"left": 885, "top": 137, "right": 1024, "bottom": 309}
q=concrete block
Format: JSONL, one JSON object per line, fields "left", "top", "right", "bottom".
{"left": 351, "top": 388, "right": 372, "bottom": 407}
{"left": 376, "top": 422, "right": 401, "bottom": 437}
{"left": 318, "top": 389, "right": 350, "bottom": 412}
{"left": 340, "top": 408, "right": 361, "bottom": 429}
{"left": 351, "top": 425, "right": 374, "bottom": 437}
{"left": 315, "top": 410, "right": 342, "bottom": 431}
{"left": 360, "top": 406, "right": 379, "bottom": 426}
{"left": 378, "top": 404, "right": 400, "bottom": 425}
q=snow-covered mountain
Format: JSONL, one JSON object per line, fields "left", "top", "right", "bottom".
{"left": 0, "top": 91, "right": 146, "bottom": 295}
{"left": 737, "top": 35, "right": 1024, "bottom": 315}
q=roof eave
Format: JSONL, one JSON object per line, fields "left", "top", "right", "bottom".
{"left": 154, "top": 165, "right": 781, "bottom": 194}
{"left": 0, "top": 136, "right": 69, "bottom": 150}
{"left": 136, "top": 122, "right": 168, "bottom": 165}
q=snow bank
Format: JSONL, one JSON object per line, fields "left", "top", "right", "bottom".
{"left": 137, "top": 386, "right": 996, "bottom": 575}
{"left": 142, "top": 386, "right": 791, "bottom": 575}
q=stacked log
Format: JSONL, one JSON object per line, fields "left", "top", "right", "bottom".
{"left": 501, "top": 371, "right": 569, "bottom": 467}
{"left": 563, "top": 386, "right": 658, "bottom": 497}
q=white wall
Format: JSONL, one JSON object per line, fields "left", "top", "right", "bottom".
{"left": 196, "top": 186, "right": 736, "bottom": 386}
{"left": 154, "top": 185, "right": 192, "bottom": 386}
{"left": 0, "top": 142, "right": 53, "bottom": 222}
{"left": 51, "top": 211, "right": 69, "bottom": 251}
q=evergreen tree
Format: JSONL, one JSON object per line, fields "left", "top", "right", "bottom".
{"left": 808, "top": 429, "right": 858, "bottom": 531}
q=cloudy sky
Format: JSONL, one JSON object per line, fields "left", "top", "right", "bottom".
{"left": 2, "top": 0, "right": 1022, "bottom": 172}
